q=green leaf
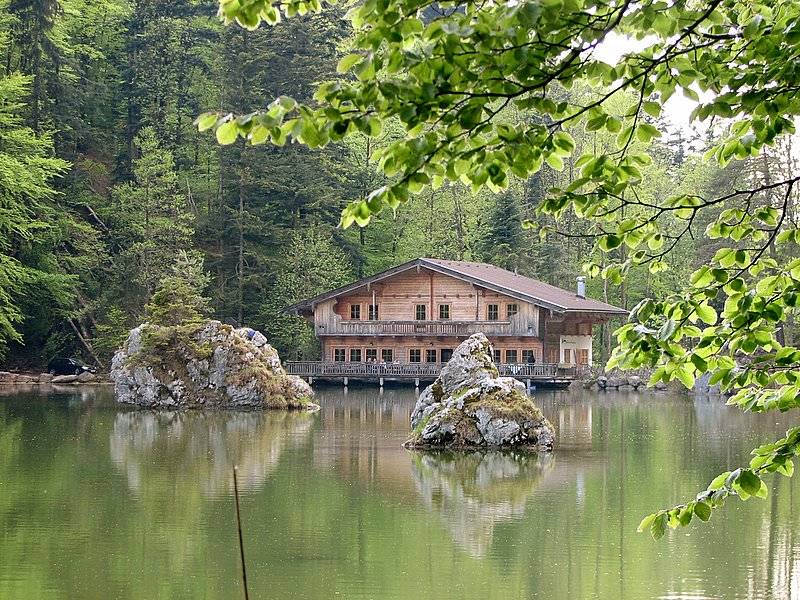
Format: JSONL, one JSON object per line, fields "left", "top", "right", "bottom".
{"left": 196, "top": 112, "right": 219, "bottom": 132}
{"left": 696, "top": 303, "right": 717, "bottom": 325}
{"left": 736, "top": 469, "right": 763, "bottom": 496}
{"left": 650, "top": 513, "right": 668, "bottom": 539}
{"left": 216, "top": 121, "right": 239, "bottom": 145}
{"left": 553, "top": 131, "right": 576, "bottom": 153}
{"left": 637, "top": 513, "right": 657, "bottom": 533}
{"left": 643, "top": 101, "right": 661, "bottom": 117}
{"left": 637, "top": 123, "right": 662, "bottom": 143}
{"left": 694, "top": 502, "right": 712, "bottom": 521}
{"left": 599, "top": 234, "right": 623, "bottom": 251}
{"left": 337, "top": 53, "right": 363, "bottom": 73}
{"left": 675, "top": 364, "right": 695, "bottom": 389}
{"left": 545, "top": 153, "right": 564, "bottom": 171}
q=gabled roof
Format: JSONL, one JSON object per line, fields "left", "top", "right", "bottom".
{"left": 287, "top": 258, "right": 628, "bottom": 316}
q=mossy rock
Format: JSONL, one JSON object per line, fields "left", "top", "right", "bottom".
{"left": 406, "top": 333, "right": 554, "bottom": 451}
{"left": 111, "top": 320, "right": 317, "bottom": 411}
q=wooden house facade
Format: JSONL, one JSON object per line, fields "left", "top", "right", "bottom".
{"left": 287, "top": 259, "right": 627, "bottom": 375}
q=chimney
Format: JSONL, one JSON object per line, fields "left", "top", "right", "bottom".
{"left": 576, "top": 276, "right": 586, "bottom": 299}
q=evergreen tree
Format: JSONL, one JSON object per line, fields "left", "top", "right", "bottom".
{"left": 0, "top": 72, "right": 73, "bottom": 358}
{"left": 6, "top": 0, "right": 62, "bottom": 132}
{"left": 105, "top": 127, "right": 195, "bottom": 310}
{"left": 145, "top": 250, "right": 212, "bottom": 326}
{"left": 475, "top": 192, "right": 527, "bottom": 272}
{"left": 260, "top": 228, "right": 352, "bottom": 359}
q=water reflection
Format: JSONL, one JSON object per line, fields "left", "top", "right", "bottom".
{"left": 3, "top": 386, "right": 800, "bottom": 599}
{"left": 410, "top": 451, "right": 554, "bottom": 557}
{"left": 110, "top": 409, "right": 315, "bottom": 497}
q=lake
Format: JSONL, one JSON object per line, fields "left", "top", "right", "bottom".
{"left": 0, "top": 385, "right": 798, "bottom": 600}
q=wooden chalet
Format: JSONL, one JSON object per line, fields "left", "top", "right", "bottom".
{"left": 285, "top": 258, "right": 627, "bottom": 386}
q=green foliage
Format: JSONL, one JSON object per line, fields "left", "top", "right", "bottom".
{"left": 92, "top": 306, "right": 132, "bottom": 361}
{"left": 260, "top": 227, "right": 352, "bottom": 359}
{"left": 206, "top": 0, "right": 800, "bottom": 538}
{"left": 0, "top": 71, "right": 73, "bottom": 358}
{"left": 145, "top": 251, "right": 212, "bottom": 327}
{"left": 109, "top": 127, "right": 196, "bottom": 298}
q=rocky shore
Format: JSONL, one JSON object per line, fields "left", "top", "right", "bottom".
{"left": 0, "top": 371, "right": 106, "bottom": 385}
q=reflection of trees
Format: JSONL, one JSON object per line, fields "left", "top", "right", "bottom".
{"left": 410, "top": 451, "right": 554, "bottom": 558}
{"left": 110, "top": 410, "right": 315, "bottom": 498}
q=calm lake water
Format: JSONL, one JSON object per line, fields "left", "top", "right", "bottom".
{"left": 1, "top": 385, "right": 799, "bottom": 600}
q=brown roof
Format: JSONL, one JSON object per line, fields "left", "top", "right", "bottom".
{"left": 288, "top": 258, "right": 628, "bottom": 316}
{"left": 423, "top": 259, "right": 627, "bottom": 314}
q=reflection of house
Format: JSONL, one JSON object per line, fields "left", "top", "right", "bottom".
{"left": 287, "top": 259, "right": 626, "bottom": 375}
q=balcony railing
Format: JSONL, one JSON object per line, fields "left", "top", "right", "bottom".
{"left": 315, "top": 319, "right": 521, "bottom": 336}
{"left": 285, "top": 361, "right": 577, "bottom": 381}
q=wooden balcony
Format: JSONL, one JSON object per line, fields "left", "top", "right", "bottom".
{"left": 285, "top": 361, "right": 577, "bottom": 384}
{"left": 315, "top": 319, "right": 525, "bottom": 337}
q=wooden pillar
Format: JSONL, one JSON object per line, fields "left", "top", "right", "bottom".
{"left": 429, "top": 272, "right": 435, "bottom": 321}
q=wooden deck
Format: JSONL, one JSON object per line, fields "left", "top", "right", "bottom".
{"left": 284, "top": 361, "right": 578, "bottom": 387}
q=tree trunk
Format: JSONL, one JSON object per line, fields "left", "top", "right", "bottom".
{"left": 68, "top": 319, "right": 104, "bottom": 368}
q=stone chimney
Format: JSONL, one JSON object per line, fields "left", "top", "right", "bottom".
{"left": 576, "top": 276, "right": 586, "bottom": 299}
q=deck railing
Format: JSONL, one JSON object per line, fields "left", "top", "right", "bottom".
{"left": 285, "top": 361, "right": 576, "bottom": 380}
{"left": 315, "top": 320, "right": 518, "bottom": 336}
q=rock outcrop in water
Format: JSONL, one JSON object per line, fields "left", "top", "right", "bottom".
{"left": 110, "top": 320, "right": 316, "bottom": 410}
{"left": 405, "top": 334, "right": 555, "bottom": 450}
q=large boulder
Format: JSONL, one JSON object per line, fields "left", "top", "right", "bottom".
{"left": 405, "top": 334, "right": 555, "bottom": 451}
{"left": 110, "top": 320, "right": 316, "bottom": 410}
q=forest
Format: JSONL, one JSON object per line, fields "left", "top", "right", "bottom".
{"left": 1, "top": 0, "right": 795, "bottom": 369}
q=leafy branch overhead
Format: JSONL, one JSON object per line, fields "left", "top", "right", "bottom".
{"left": 203, "top": 0, "right": 800, "bottom": 537}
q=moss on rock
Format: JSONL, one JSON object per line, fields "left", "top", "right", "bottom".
{"left": 405, "top": 334, "right": 554, "bottom": 451}
{"left": 111, "top": 320, "right": 316, "bottom": 410}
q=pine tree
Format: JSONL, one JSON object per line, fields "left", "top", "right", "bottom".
{"left": 106, "top": 127, "right": 195, "bottom": 311}
{"left": 475, "top": 192, "right": 526, "bottom": 272}
{"left": 6, "top": 0, "right": 62, "bottom": 132}
{"left": 259, "top": 228, "right": 352, "bottom": 359}
{"left": 145, "top": 250, "right": 212, "bottom": 327}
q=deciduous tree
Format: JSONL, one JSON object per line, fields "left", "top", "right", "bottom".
{"left": 205, "top": 0, "right": 800, "bottom": 536}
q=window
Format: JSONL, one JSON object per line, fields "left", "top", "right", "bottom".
{"left": 440, "top": 349, "right": 454, "bottom": 362}
{"left": 425, "top": 349, "right": 438, "bottom": 363}
{"left": 563, "top": 349, "right": 572, "bottom": 364}
{"left": 505, "top": 349, "right": 518, "bottom": 364}
{"left": 350, "top": 348, "right": 362, "bottom": 362}
{"left": 409, "top": 349, "right": 421, "bottom": 363}
{"left": 415, "top": 304, "right": 427, "bottom": 321}
{"left": 369, "top": 304, "right": 379, "bottom": 320}
{"left": 546, "top": 347, "right": 559, "bottom": 364}
{"left": 487, "top": 304, "right": 499, "bottom": 321}
{"left": 334, "top": 348, "right": 346, "bottom": 362}
{"left": 493, "top": 349, "right": 501, "bottom": 363}
{"left": 366, "top": 348, "right": 378, "bottom": 362}
{"left": 439, "top": 304, "right": 451, "bottom": 320}
{"left": 576, "top": 349, "right": 590, "bottom": 365}
{"left": 507, "top": 304, "right": 519, "bottom": 319}
{"left": 382, "top": 348, "right": 394, "bottom": 363}
{"left": 522, "top": 350, "right": 536, "bottom": 364}
{"left": 350, "top": 304, "right": 361, "bottom": 320}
